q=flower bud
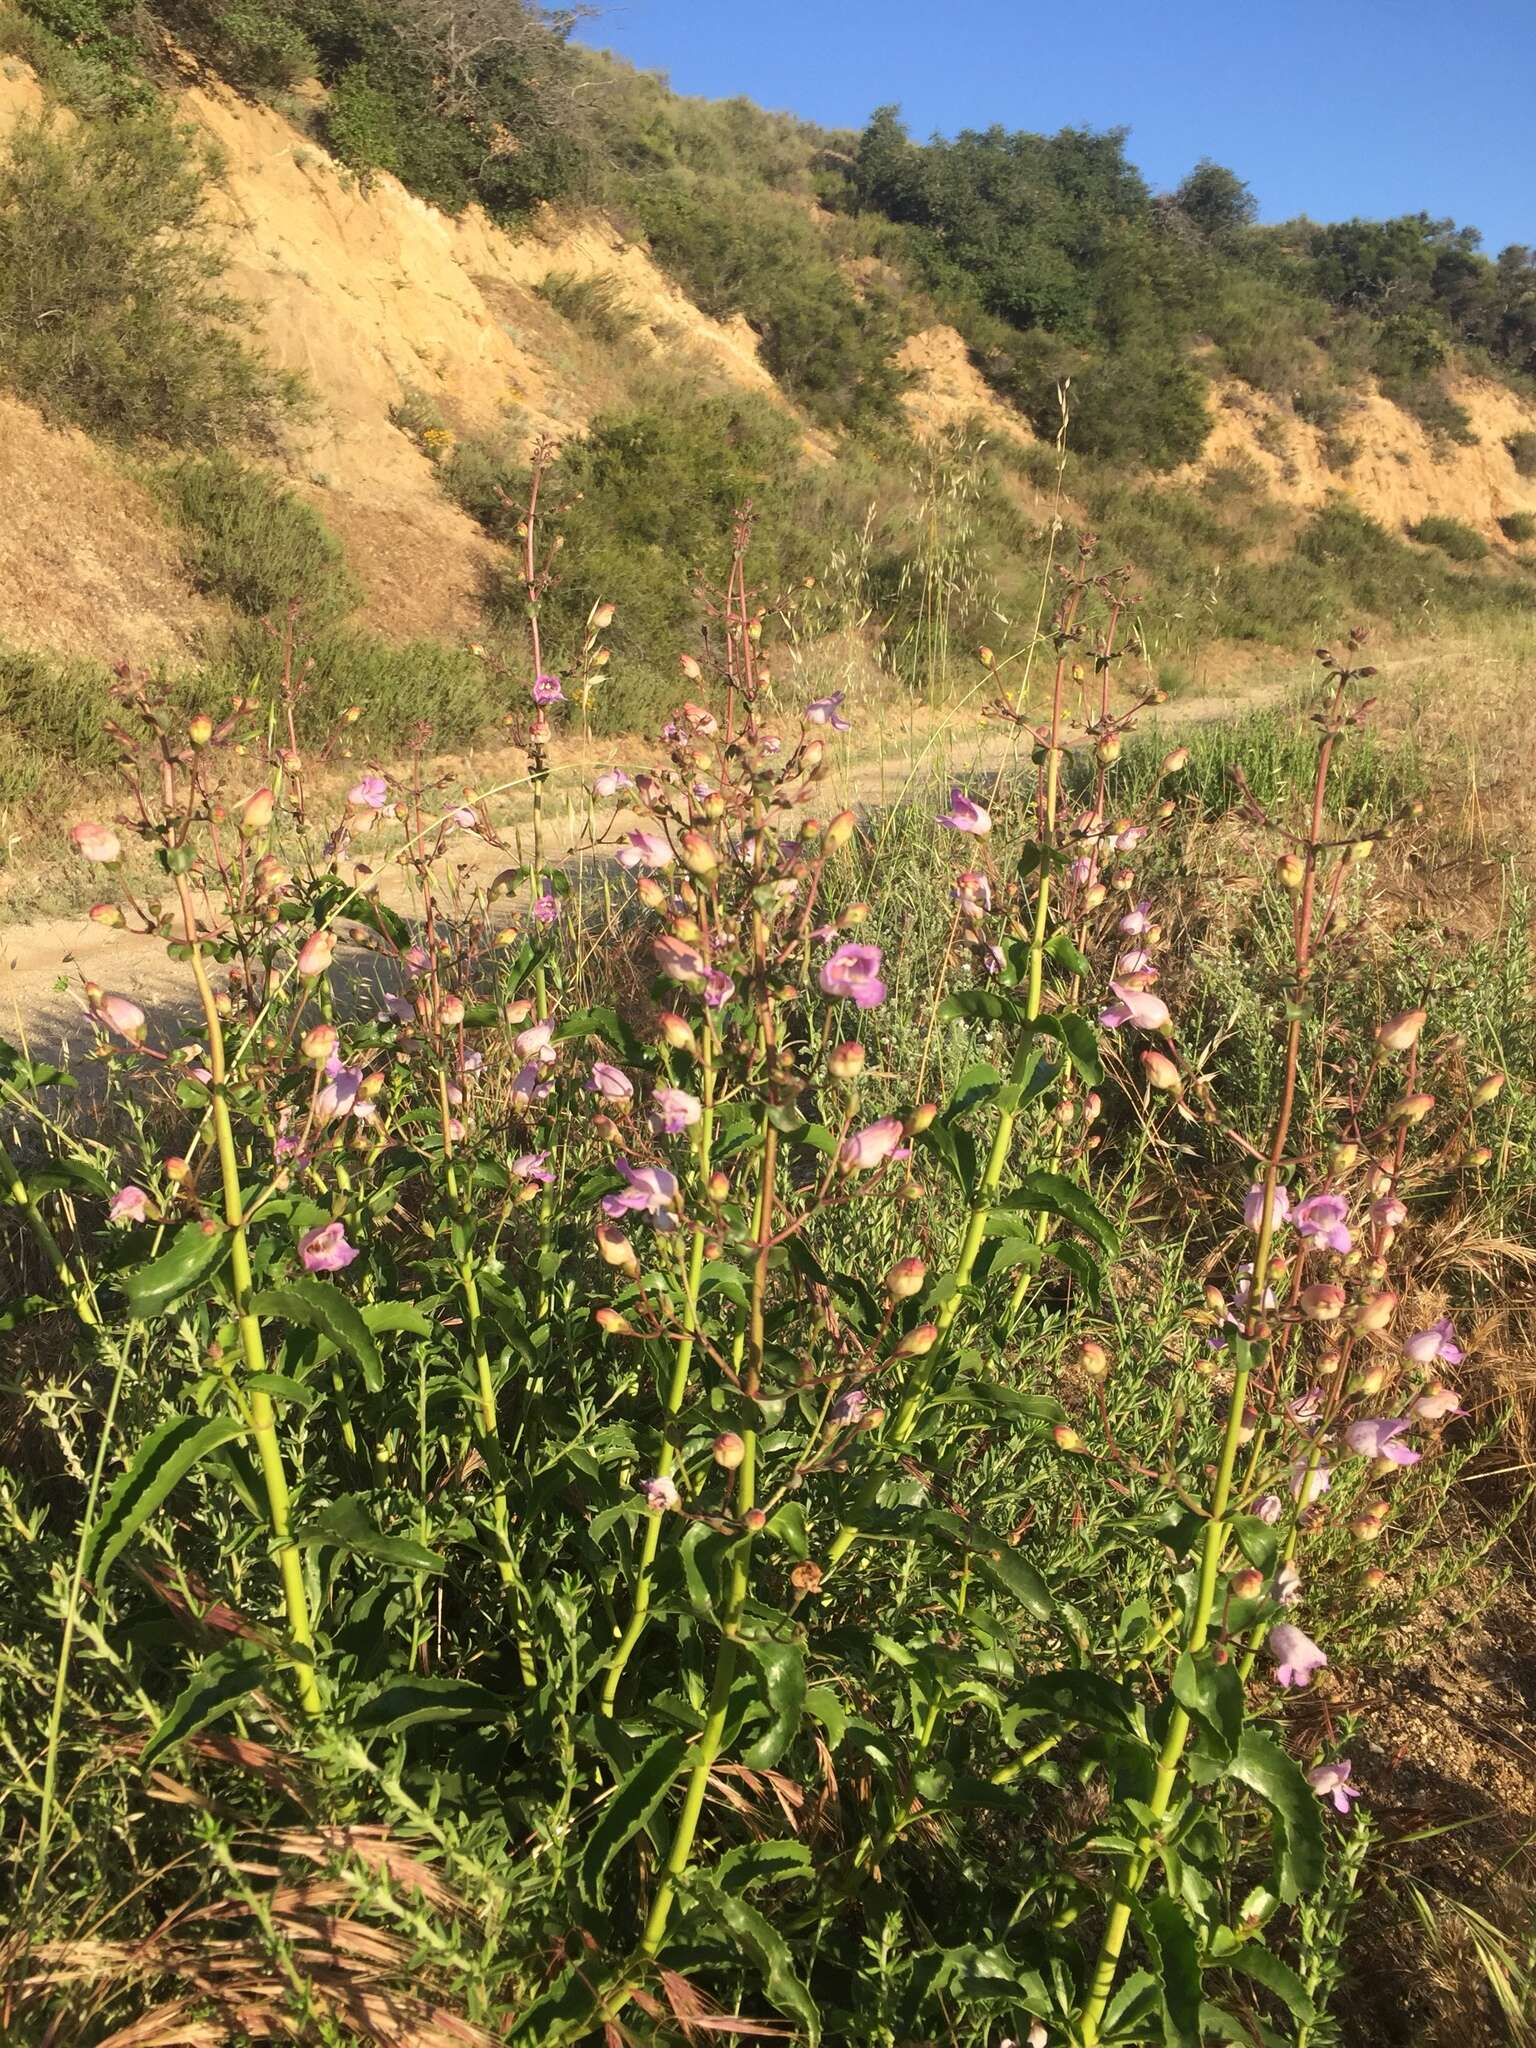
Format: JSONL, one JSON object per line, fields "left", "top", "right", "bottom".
{"left": 595, "top": 1306, "right": 633, "bottom": 1336}
{"left": 894, "top": 1322, "right": 938, "bottom": 1358}
{"left": 164, "top": 1155, "right": 190, "bottom": 1181}
{"left": 1276, "top": 852, "right": 1305, "bottom": 892}
{"left": 1472, "top": 1073, "right": 1506, "bottom": 1106}
{"left": 1463, "top": 1143, "right": 1493, "bottom": 1167}
{"left": 978, "top": 644, "right": 995, "bottom": 667}
{"left": 827, "top": 1041, "right": 865, "bottom": 1080}
{"left": 825, "top": 809, "right": 856, "bottom": 848}
{"left": 71, "top": 820, "right": 122, "bottom": 863}
{"left": 596, "top": 1223, "right": 638, "bottom": 1273}
{"left": 678, "top": 829, "right": 718, "bottom": 877}
{"left": 656, "top": 1011, "right": 696, "bottom": 1053}
{"left": 1141, "top": 1048, "right": 1182, "bottom": 1093}
{"left": 343, "top": 704, "right": 361, "bottom": 723}
{"left": 885, "top": 1256, "right": 926, "bottom": 1299}
{"left": 301, "top": 1023, "right": 337, "bottom": 1063}
{"left": 743, "top": 1506, "right": 767, "bottom": 1532}
{"left": 636, "top": 876, "right": 668, "bottom": 911}
{"left": 1352, "top": 1289, "right": 1397, "bottom": 1334}
{"left": 678, "top": 653, "right": 702, "bottom": 681}
{"left": 239, "top": 787, "right": 275, "bottom": 836}
{"left": 1083, "top": 882, "right": 1107, "bottom": 910}
{"left": 1160, "top": 747, "right": 1189, "bottom": 775}
{"left": 1350, "top": 1361, "right": 1387, "bottom": 1396}
{"left": 707, "top": 1169, "right": 730, "bottom": 1203}
{"left": 1350, "top": 1512, "right": 1386, "bottom": 1542}
{"left": 1376, "top": 1007, "right": 1426, "bottom": 1053}
{"left": 590, "top": 601, "right": 615, "bottom": 630}
{"left": 907, "top": 1102, "right": 938, "bottom": 1134}
{"left": 88, "top": 901, "right": 123, "bottom": 927}
{"left": 1096, "top": 733, "right": 1122, "bottom": 764}
{"left": 296, "top": 929, "right": 335, "bottom": 979}
{"left": 712, "top": 1431, "right": 746, "bottom": 1469}
{"left": 92, "top": 992, "right": 147, "bottom": 1043}
{"left": 438, "top": 994, "right": 466, "bottom": 1030}
{"left": 1083, "top": 1092, "right": 1102, "bottom": 1124}
{"left": 1078, "top": 1339, "right": 1111, "bottom": 1380}
{"left": 1053, "top": 1423, "right": 1086, "bottom": 1453}
{"left": 1300, "top": 1283, "right": 1346, "bottom": 1322}
{"left": 1362, "top": 1565, "right": 1386, "bottom": 1589}
{"left": 1231, "top": 1567, "right": 1264, "bottom": 1600}
{"left": 504, "top": 998, "right": 533, "bottom": 1027}
{"left": 1390, "top": 1091, "right": 1434, "bottom": 1125}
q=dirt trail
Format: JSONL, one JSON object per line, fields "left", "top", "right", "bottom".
{"left": 0, "top": 670, "right": 1286, "bottom": 1056}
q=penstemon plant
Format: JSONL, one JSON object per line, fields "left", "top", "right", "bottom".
{"left": 3, "top": 492, "right": 1517, "bottom": 2048}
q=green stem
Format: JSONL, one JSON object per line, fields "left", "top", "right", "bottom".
{"left": 601, "top": 1023, "right": 716, "bottom": 1714}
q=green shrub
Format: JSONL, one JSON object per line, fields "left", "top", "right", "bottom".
{"left": 154, "top": 453, "right": 357, "bottom": 622}
{"left": 1379, "top": 373, "right": 1476, "bottom": 445}
{"left": 0, "top": 108, "right": 287, "bottom": 443}
{"left": 222, "top": 626, "right": 494, "bottom": 743}
{"left": 1508, "top": 431, "right": 1536, "bottom": 478}
{"left": 535, "top": 269, "right": 641, "bottom": 344}
{"left": 1498, "top": 510, "right": 1536, "bottom": 544}
{"left": 1406, "top": 513, "right": 1489, "bottom": 563}
{"left": 0, "top": 647, "right": 115, "bottom": 802}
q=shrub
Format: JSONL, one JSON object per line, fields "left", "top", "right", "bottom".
{"left": 0, "top": 107, "right": 287, "bottom": 443}
{"left": 226, "top": 626, "right": 494, "bottom": 742}
{"left": 1406, "top": 513, "right": 1489, "bottom": 563}
{"left": 1508, "top": 431, "right": 1536, "bottom": 478}
{"left": 0, "top": 647, "right": 115, "bottom": 802}
{"left": 154, "top": 453, "right": 357, "bottom": 623}
{"left": 535, "top": 268, "right": 641, "bottom": 344}
{"left": 1498, "top": 510, "right": 1536, "bottom": 544}
{"left": 1060, "top": 341, "right": 1211, "bottom": 471}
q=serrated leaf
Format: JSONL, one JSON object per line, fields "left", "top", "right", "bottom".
{"left": 120, "top": 1222, "right": 228, "bottom": 1319}
{"left": 715, "top": 1838, "right": 813, "bottom": 1893}
{"left": 354, "top": 1672, "right": 510, "bottom": 1735}
{"left": 1044, "top": 928, "right": 1093, "bottom": 977}
{"left": 741, "top": 1639, "right": 806, "bottom": 1769}
{"left": 805, "top": 1684, "right": 846, "bottom": 1748}
{"left": 1172, "top": 1650, "right": 1244, "bottom": 1761}
{"left": 1217, "top": 1941, "right": 1318, "bottom": 2022}
{"left": 84, "top": 1414, "right": 248, "bottom": 1585}
{"left": 359, "top": 1302, "right": 433, "bottom": 1337}
{"left": 293, "top": 1494, "right": 443, "bottom": 1572}
{"left": 937, "top": 988, "right": 1027, "bottom": 1026}
{"left": 687, "top": 1878, "right": 820, "bottom": 2043}
{"left": 944, "top": 1520, "right": 1054, "bottom": 1622}
{"left": 142, "top": 1642, "right": 267, "bottom": 1767}
{"left": 1142, "top": 1893, "right": 1202, "bottom": 2048}
{"left": 1230, "top": 1730, "right": 1326, "bottom": 1902}
{"left": 251, "top": 1280, "right": 383, "bottom": 1393}
{"left": 580, "top": 1732, "right": 687, "bottom": 1904}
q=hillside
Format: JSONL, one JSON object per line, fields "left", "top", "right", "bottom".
{"left": 1, "top": 0, "right": 1535, "bottom": 797}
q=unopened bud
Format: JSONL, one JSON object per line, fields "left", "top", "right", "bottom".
{"left": 712, "top": 1431, "right": 746, "bottom": 1469}
{"left": 1096, "top": 733, "right": 1122, "bottom": 764}
{"left": 678, "top": 829, "right": 718, "bottom": 877}
{"left": 595, "top": 1307, "right": 633, "bottom": 1336}
{"left": 886, "top": 1256, "right": 926, "bottom": 1299}
{"left": 188, "top": 714, "right": 214, "bottom": 746}
{"left": 164, "top": 1155, "right": 190, "bottom": 1182}
{"left": 88, "top": 902, "right": 122, "bottom": 927}
{"left": 1472, "top": 1073, "right": 1506, "bottom": 1106}
{"left": 1053, "top": 1423, "right": 1086, "bottom": 1453}
{"left": 1078, "top": 1339, "right": 1111, "bottom": 1380}
{"left": 1352, "top": 1290, "right": 1397, "bottom": 1334}
{"left": 1231, "top": 1567, "right": 1264, "bottom": 1600}
{"left": 894, "top": 1322, "right": 938, "bottom": 1358}
{"left": 743, "top": 1506, "right": 767, "bottom": 1532}
{"left": 1376, "top": 1007, "right": 1426, "bottom": 1053}
{"left": 1276, "top": 852, "right": 1305, "bottom": 892}
{"left": 438, "top": 995, "right": 465, "bottom": 1030}
{"left": 1463, "top": 1143, "right": 1493, "bottom": 1167}
{"left": 596, "top": 1223, "right": 638, "bottom": 1273}
{"left": 1362, "top": 1565, "right": 1386, "bottom": 1589}
{"left": 827, "top": 1041, "right": 865, "bottom": 1080}
{"left": 825, "top": 809, "right": 856, "bottom": 848}
{"left": 678, "top": 653, "right": 702, "bottom": 681}
{"left": 240, "top": 787, "right": 275, "bottom": 836}
{"left": 1350, "top": 1361, "right": 1388, "bottom": 1396}
{"left": 907, "top": 1102, "right": 938, "bottom": 1134}
{"left": 707, "top": 1170, "right": 730, "bottom": 1203}
{"left": 636, "top": 876, "right": 668, "bottom": 911}
{"left": 1390, "top": 1091, "right": 1434, "bottom": 1126}
{"left": 1300, "top": 1283, "right": 1347, "bottom": 1322}
{"left": 301, "top": 1023, "right": 337, "bottom": 1063}
{"left": 296, "top": 929, "right": 335, "bottom": 978}
{"left": 1141, "top": 1048, "right": 1181, "bottom": 1093}
{"left": 1330, "top": 1141, "right": 1359, "bottom": 1173}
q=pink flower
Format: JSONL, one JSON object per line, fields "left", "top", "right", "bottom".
{"left": 1411, "top": 1381, "right": 1465, "bottom": 1422}
{"left": 616, "top": 829, "right": 673, "bottom": 871}
{"left": 379, "top": 992, "right": 414, "bottom": 1025}
{"left": 532, "top": 893, "right": 560, "bottom": 925}
{"left": 838, "top": 1116, "right": 906, "bottom": 1173}
{"left": 1403, "top": 1317, "right": 1463, "bottom": 1366}
{"left": 71, "top": 821, "right": 121, "bottom": 863}
{"left": 92, "top": 992, "right": 147, "bottom": 1044}
{"left": 1306, "top": 1759, "right": 1360, "bottom": 1814}
{"left": 654, "top": 935, "right": 706, "bottom": 986}
{"left": 703, "top": 969, "right": 735, "bottom": 1010}
{"left": 107, "top": 1185, "right": 151, "bottom": 1225}
{"left": 1098, "top": 981, "right": 1171, "bottom": 1033}
{"left": 805, "top": 692, "right": 851, "bottom": 731}
{"left": 639, "top": 1474, "right": 680, "bottom": 1512}
{"left": 588, "top": 1062, "right": 633, "bottom": 1102}
{"left": 1296, "top": 1192, "right": 1352, "bottom": 1256}
{"left": 1115, "top": 947, "right": 1157, "bottom": 980}
{"left": 1253, "top": 1492, "right": 1284, "bottom": 1525}
{"left": 1118, "top": 900, "right": 1153, "bottom": 936}
{"left": 512, "top": 1151, "right": 553, "bottom": 1186}
{"left": 1244, "top": 1183, "right": 1291, "bottom": 1232}
{"left": 820, "top": 943, "right": 887, "bottom": 1010}
{"left": 315, "top": 1057, "right": 376, "bottom": 1125}
{"left": 515, "top": 1020, "right": 556, "bottom": 1063}
{"left": 938, "top": 787, "right": 991, "bottom": 836}
{"left": 593, "top": 768, "right": 633, "bottom": 799}
{"left": 299, "top": 1220, "right": 358, "bottom": 1273}
{"left": 602, "top": 1160, "right": 679, "bottom": 1229}
{"left": 532, "top": 673, "right": 565, "bottom": 705}
{"left": 831, "top": 1387, "right": 869, "bottom": 1424}
{"left": 1371, "top": 1195, "right": 1408, "bottom": 1230}
{"left": 650, "top": 1086, "right": 702, "bottom": 1135}
{"left": 1344, "top": 1417, "right": 1421, "bottom": 1467}
{"left": 348, "top": 775, "right": 388, "bottom": 809}
{"left": 1272, "top": 1560, "right": 1303, "bottom": 1605}
{"left": 511, "top": 1063, "right": 552, "bottom": 1109}
{"left": 953, "top": 870, "right": 991, "bottom": 916}
{"left": 296, "top": 930, "right": 336, "bottom": 979}
{"left": 1268, "top": 1622, "right": 1328, "bottom": 1689}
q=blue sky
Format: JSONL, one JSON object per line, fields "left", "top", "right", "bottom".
{"left": 573, "top": 0, "right": 1534, "bottom": 256}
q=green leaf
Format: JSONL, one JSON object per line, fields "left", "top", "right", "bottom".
{"left": 937, "top": 988, "right": 1026, "bottom": 1027}
{"left": 359, "top": 1302, "right": 433, "bottom": 1338}
{"left": 764, "top": 1502, "right": 808, "bottom": 1559}
{"left": 293, "top": 1494, "right": 443, "bottom": 1573}
{"left": 805, "top": 1684, "right": 846, "bottom": 1748}
{"left": 741, "top": 1639, "right": 806, "bottom": 1769}
{"left": 1045, "top": 928, "right": 1093, "bottom": 976}
{"left": 1229, "top": 1730, "right": 1326, "bottom": 1902}
{"left": 997, "top": 1170, "right": 1118, "bottom": 1258}
{"left": 354, "top": 1673, "right": 510, "bottom": 1735}
{"left": 1218, "top": 1941, "right": 1318, "bottom": 2022}
{"left": 251, "top": 1280, "right": 383, "bottom": 1393}
{"left": 1045, "top": 1011, "right": 1104, "bottom": 1087}
{"left": 120, "top": 1222, "right": 229, "bottom": 1319}
{"left": 1015, "top": 1667, "right": 1142, "bottom": 1737}
{"left": 84, "top": 1414, "right": 248, "bottom": 1585}
{"left": 142, "top": 1642, "right": 267, "bottom": 1767}
{"left": 580, "top": 1733, "right": 687, "bottom": 1905}
{"left": 1142, "top": 1893, "right": 1202, "bottom": 2048}
{"left": 715, "top": 1838, "right": 813, "bottom": 1893}
{"left": 1172, "top": 1651, "right": 1244, "bottom": 1761}
{"left": 687, "top": 1878, "right": 821, "bottom": 2043}
{"left": 941, "top": 1519, "right": 1054, "bottom": 1622}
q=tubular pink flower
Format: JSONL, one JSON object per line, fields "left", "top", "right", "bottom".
{"left": 838, "top": 1116, "right": 906, "bottom": 1174}
{"left": 650, "top": 1086, "right": 702, "bottom": 1135}
{"left": 1244, "top": 1183, "right": 1291, "bottom": 1231}
{"left": 820, "top": 942, "right": 887, "bottom": 1010}
{"left": 654, "top": 935, "right": 706, "bottom": 986}
{"left": 602, "top": 1160, "right": 679, "bottom": 1230}
{"left": 1344, "top": 1417, "right": 1421, "bottom": 1466}
{"left": 315, "top": 1058, "right": 376, "bottom": 1124}
{"left": 588, "top": 1062, "right": 633, "bottom": 1102}
{"left": 938, "top": 787, "right": 991, "bottom": 835}
{"left": 593, "top": 768, "right": 633, "bottom": 799}
{"left": 953, "top": 870, "right": 991, "bottom": 916}
{"left": 299, "top": 1219, "right": 359, "bottom": 1272}
{"left": 1268, "top": 1622, "right": 1328, "bottom": 1689}
{"left": 1306, "top": 1759, "right": 1361, "bottom": 1813}
{"left": 348, "top": 774, "right": 388, "bottom": 809}
{"left": 1403, "top": 1316, "right": 1463, "bottom": 1366}
{"left": 616, "top": 829, "right": 673, "bottom": 871}
{"left": 1253, "top": 1492, "right": 1284, "bottom": 1525}
{"left": 107, "top": 1185, "right": 151, "bottom": 1225}
{"left": 1296, "top": 1192, "right": 1353, "bottom": 1255}
{"left": 703, "top": 969, "right": 735, "bottom": 1010}
{"left": 1117, "top": 899, "right": 1153, "bottom": 935}
{"left": 1411, "top": 1381, "right": 1465, "bottom": 1422}
{"left": 532, "top": 673, "right": 565, "bottom": 705}
{"left": 512, "top": 1151, "right": 553, "bottom": 1186}
{"left": 1098, "top": 981, "right": 1171, "bottom": 1033}
{"left": 639, "top": 1474, "right": 680, "bottom": 1512}
{"left": 296, "top": 929, "right": 336, "bottom": 979}
{"left": 1289, "top": 1455, "right": 1330, "bottom": 1503}
{"left": 805, "top": 692, "right": 851, "bottom": 731}
{"left": 515, "top": 1020, "right": 557, "bottom": 1064}
{"left": 92, "top": 993, "right": 147, "bottom": 1044}
{"left": 71, "top": 821, "right": 121, "bottom": 863}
